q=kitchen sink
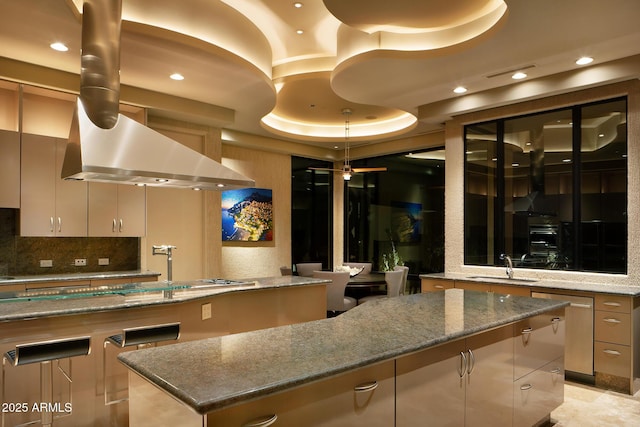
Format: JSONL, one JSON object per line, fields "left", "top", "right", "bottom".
{"left": 467, "top": 275, "right": 538, "bottom": 283}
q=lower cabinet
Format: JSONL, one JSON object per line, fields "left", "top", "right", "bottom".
{"left": 396, "top": 325, "right": 514, "bottom": 427}
{"left": 205, "top": 361, "right": 395, "bottom": 427}
{"left": 514, "top": 358, "right": 564, "bottom": 427}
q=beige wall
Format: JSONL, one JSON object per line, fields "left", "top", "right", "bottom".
{"left": 445, "top": 80, "right": 640, "bottom": 285}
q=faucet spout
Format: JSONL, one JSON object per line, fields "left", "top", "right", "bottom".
{"left": 152, "top": 245, "right": 177, "bottom": 283}
{"left": 500, "top": 254, "right": 514, "bottom": 279}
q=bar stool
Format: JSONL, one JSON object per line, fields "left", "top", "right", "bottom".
{"left": 2, "top": 336, "right": 91, "bottom": 427}
{"left": 103, "top": 322, "right": 180, "bottom": 405}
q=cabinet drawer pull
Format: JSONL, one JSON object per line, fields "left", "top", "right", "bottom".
{"left": 354, "top": 381, "right": 378, "bottom": 393}
{"left": 520, "top": 384, "right": 532, "bottom": 391}
{"left": 521, "top": 327, "right": 532, "bottom": 345}
{"left": 434, "top": 285, "right": 444, "bottom": 289}
{"left": 458, "top": 352, "right": 467, "bottom": 378}
{"left": 603, "top": 349, "right": 622, "bottom": 356}
{"left": 570, "top": 303, "right": 592, "bottom": 309}
{"left": 550, "top": 368, "right": 561, "bottom": 375}
{"left": 242, "top": 414, "right": 277, "bottom": 427}
{"left": 602, "top": 318, "right": 621, "bottom": 324}
{"left": 551, "top": 317, "right": 561, "bottom": 323}
{"left": 466, "top": 349, "right": 475, "bottom": 375}
{"left": 603, "top": 301, "right": 621, "bottom": 307}
{"left": 521, "top": 327, "right": 532, "bottom": 334}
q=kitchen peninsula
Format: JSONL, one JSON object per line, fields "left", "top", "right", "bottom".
{"left": 0, "top": 274, "right": 327, "bottom": 426}
{"left": 119, "top": 290, "right": 568, "bottom": 427}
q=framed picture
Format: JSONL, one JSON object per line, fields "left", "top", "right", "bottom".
{"left": 222, "top": 188, "right": 273, "bottom": 241}
{"left": 391, "top": 201, "right": 422, "bottom": 243}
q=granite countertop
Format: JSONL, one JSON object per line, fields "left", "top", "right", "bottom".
{"left": 420, "top": 272, "right": 640, "bottom": 296}
{"left": 118, "top": 289, "right": 568, "bottom": 415}
{"left": 0, "top": 270, "right": 161, "bottom": 286}
{"left": 0, "top": 276, "right": 328, "bottom": 322}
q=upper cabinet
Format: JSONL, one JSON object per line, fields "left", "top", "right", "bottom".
{"left": 20, "top": 133, "right": 87, "bottom": 236}
{"left": 88, "top": 182, "right": 146, "bottom": 237}
{"left": 0, "top": 130, "right": 20, "bottom": 208}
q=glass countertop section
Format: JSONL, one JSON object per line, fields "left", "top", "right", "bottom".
{"left": 0, "top": 282, "right": 191, "bottom": 303}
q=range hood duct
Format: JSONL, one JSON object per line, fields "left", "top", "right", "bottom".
{"left": 61, "top": 0, "right": 254, "bottom": 191}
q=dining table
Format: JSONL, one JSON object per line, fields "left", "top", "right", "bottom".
{"left": 346, "top": 272, "right": 386, "bottom": 300}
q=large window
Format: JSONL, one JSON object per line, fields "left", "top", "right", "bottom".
{"left": 347, "top": 150, "right": 445, "bottom": 281}
{"left": 291, "top": 156, "right": 333, "bottom": 269}
{"left": 464, "top": 98, "right": 627, "bottom": 273}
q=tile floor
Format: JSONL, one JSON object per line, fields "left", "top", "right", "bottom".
{"left": 551, "top": 381, "right": 640, "bottom": 426}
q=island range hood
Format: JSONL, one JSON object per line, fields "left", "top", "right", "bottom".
{"left": 61, "top": 0, "right": 254, "bottom": 191}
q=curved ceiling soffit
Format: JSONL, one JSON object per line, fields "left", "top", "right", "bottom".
{"left": 69, "top": 0, "right": 276, "bottom": 123}
{"left": 328, "top": 1, "right": 508, "bottom": 106}
{"left": 261, "top": 71, "right": 417, "bottom": 144}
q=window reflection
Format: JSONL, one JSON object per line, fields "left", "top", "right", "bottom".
{"left": 464, "top": 98, "right": 627, "bottom": 273}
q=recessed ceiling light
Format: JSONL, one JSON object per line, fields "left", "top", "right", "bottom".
{"left": 576, "top": 56, "right": 593, "bottom": 65}
{"left": 156, "top": 178, "right": 169, "bottom": 183}
{"left": 293, "top": 2, "right": 303, "bottom": 8}
{"left": 512, "top": 72, "right": 527, "bottom": 80}
{"left": 170, "top": 73, "right": 184, "bottom": 81}
{"left": 453, "top": 86, "right": 467, "bottom": 94}
{"left": 296, "top": 29, "right": 304, "bottom": 35}
{"left": 217, "top": 183, "right": 225, "bottom": 188}
{"left": 50, "top": 42, "right": 68, "bottom": 52}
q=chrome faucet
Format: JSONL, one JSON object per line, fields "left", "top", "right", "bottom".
{"left": 152, "top": 245, "right": 177, "bottom": 283}
{"left": 500, "top": 253, "right": 513, "bottom": 279}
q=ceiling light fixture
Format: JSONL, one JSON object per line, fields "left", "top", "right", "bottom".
{"left": 453, "top": 86, "right": 467, "bottom": 94}
{"left": 576, "top": 56, "right": 594, "bottom": 65}
{"left": 50, "top": 42, "right": 69, "bottom": 52}
{"left": 170, "top": 73, "right": 185, "bottom": 81}
{"left": 296, "top": 29, "right": 304, "bottom": 35}
{"left": 293, "top": 2, "right": 303, "bottom": 8}
{"left": 511, "top": 72, "right": 527, "bottom": 80}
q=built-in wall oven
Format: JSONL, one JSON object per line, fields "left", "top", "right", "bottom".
{"left": 532, "top": 292, "right": 594, "bottom": 380}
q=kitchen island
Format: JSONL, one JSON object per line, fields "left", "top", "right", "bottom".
{"left": 0, "top": 275, "right": 327, "bottom": 426}
{"left": 119, "top": 289, "right": 568, "bottom": 427}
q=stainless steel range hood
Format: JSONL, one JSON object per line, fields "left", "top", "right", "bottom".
{"left": 61, "top": 0, "right": 254, "bottom": 191}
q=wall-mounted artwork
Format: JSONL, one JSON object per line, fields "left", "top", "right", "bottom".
{"left": 222, "top": 188, "right": 273, "bottom": 241}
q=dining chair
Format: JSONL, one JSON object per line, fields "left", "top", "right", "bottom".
{"left": 394, "top": 265, "right": 409, "bottom": 295}
{"left": 313, "top": 270, "right": 357, "bottom": 316}
{"left": 343, "top": 262, "right": 372, "bottom": 274}
{"left": 280, "top": 266, "right": 293, "bottom": 276}
{"left": 357, "top": 269, "right": 404, "bottom": 305}
{"left": 295, "top": 263, "right": 322, "bottom": 277}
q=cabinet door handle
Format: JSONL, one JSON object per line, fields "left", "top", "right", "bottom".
{"left": 603, "top": 318, "right": 621, "bottom": 324}
{"left": 57, "top": 217, "right": 62, "bottom": 233}
{"left": 466, "top": 349, "right": 475, "bottom": 375}
{"left": 603, "top": 349, "right": 622, "bottom": 356}
{"left": 354, "top": 381, "right": 378, "bottom": 393}
{"left": 119, "top": 219, "right": 123, "bottom": 232}
{"left": 458, "top": 352, "right": 467, "bottom": 378}
{"left": 50, "top": 217, "right": 54, "bottom": 232}
{"left": 242, "top": 414, "right": 277, "bottom": 427}
{"left": 603, "top": 301, "right": 622, "bottom": 307}
{"left": 112, "top": 219, "right": 117, "bottom": 232}
{"left": 520, "top": 383, "right": 533, "bottom": 391}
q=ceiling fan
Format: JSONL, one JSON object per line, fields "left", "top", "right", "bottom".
{"left": 309, "top": 108, "right": 387, "bottom": 180}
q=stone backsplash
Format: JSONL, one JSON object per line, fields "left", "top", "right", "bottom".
{"left": 0, "top": 209, "right": 139, "bottom": 276}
